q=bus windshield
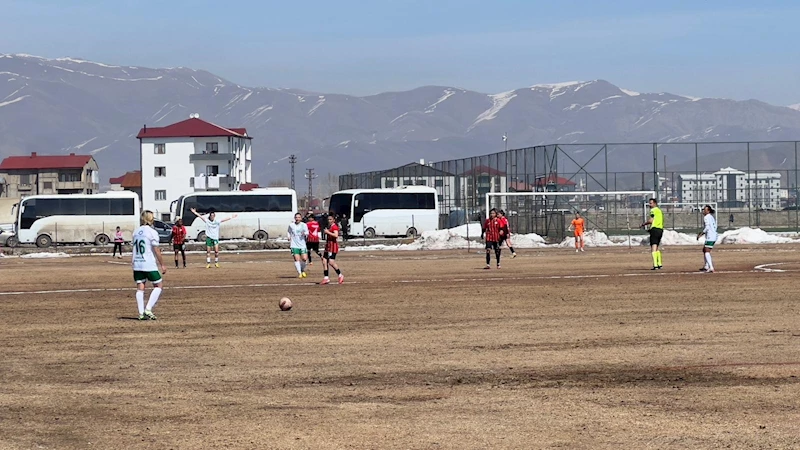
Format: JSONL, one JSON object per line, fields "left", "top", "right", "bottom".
{"left": 329, "top": 193, "right": 352, "bottom": 218}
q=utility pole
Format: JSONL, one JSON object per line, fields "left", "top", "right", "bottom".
{"left": 289, "top": 154, "right": 297, "bottom": 190}
{"left": 502, "top": 133, "right": 508, "bottom": 152}
{"left": 305, "top": 168, "right": 317, "bottom": 211}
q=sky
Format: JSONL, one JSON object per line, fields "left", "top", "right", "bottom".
{"left": 2, "top": 0, "right": 800, "bottom": 105}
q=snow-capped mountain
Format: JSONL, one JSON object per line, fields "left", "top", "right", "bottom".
{"left": 2, "top": 53, "right": 800, "bottom": 186}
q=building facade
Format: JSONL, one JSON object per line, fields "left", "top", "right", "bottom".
{"left": 137, "top": 117, "right": 253, "bottom": 220}
{"left": 378, "top": 162, "right": 457, "bottom": 213}
{"left": 0, "top": 152, "right": 99, "bottom": 198}
{"left": 678, "top": 167, "right": 782, "bottom": 210}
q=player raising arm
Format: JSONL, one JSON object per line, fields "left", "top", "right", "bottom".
{"left": 697, "top": 205, "right": 717, "bottom": 273}
{"left": 190, "top": 208, "right": 238, "bottom": 268}
{"left": 132, "top": 211, "right": 167, "bottom": 320}
{"left": 482, "top": 208, "right": 502, "bottom": 269}
{"left": 288, "top": 213, "right": 309, "bottom": 278}
{"left": 569, "top": 212, "right": 586, "bottom": 252}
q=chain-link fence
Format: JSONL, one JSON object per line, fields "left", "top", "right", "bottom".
{"left": 339, "top": 141, "right": 800, "bottom": 237}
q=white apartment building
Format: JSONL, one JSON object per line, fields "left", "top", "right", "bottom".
{"left": 678, "top": 167, "right": 781, "bottom": 210}
{"left": 136, "top": 117, "right": 252, "bottom": 220}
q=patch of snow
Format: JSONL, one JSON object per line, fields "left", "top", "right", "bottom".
{"left": 240, "top": 91, "right": 252, "bottom": 102}
{"left": 297, "top": 96, "right": 306, "bottom": 103}
{"left": 0, "top": 95, "right": 29, "bottom": 108}
{"left": 389, "top": 112, "right": 409, "bottom": 124}
{"left": 55, "top": 57, "right": 120, "bottom": 68}
{"left": 151, "top": 102, "right": 170, "bottom": 119}
{"left": 336, "top": 140, "right": 351, "bottom": 148}
{"left": 190, "top": 75, "right": 205, "bottom": 87}
{"left": 468, "top": 90, "right": 517, "bottom": 131}
{"left": 243, "top": 104, "right": 273, "bottom": 120}
{"left": 307, "top": 96, "right": 326, "bottom": 116}
{"left": 573, "top": 81, "right": 595, "bottom": 92}
{"left": 424, "top": 89, "right": 455, "bottom": 114}
{"left": 89, "top": 144, "right": 111, "bottom": 155}
{"left": 2, "top": 86, "right": 24, "bottom": 101}
{"left": 718, "top": 227, "right": 794, "bottom": 245}
{"left": 620, "top": 88, "right": 640, "bottom": 97}
{"left": 20, "top": 252, "right": 71, "bottom": 259}
{"left": 789, "top": 103, "right": 800, "bottom": 111}
{"left": 0, "top": 71, "right": 21, "bottom": 77}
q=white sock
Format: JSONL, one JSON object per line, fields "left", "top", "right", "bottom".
{"left": 215, "top": 256, "right": 219, "bottom": 263}
{"left": 294, "top": 261, "right": 302, "bottom": 274}
{"left": 136, "top": 290, "right": 145, "bottom": 315}
{"left": 206, "top": 257, "right": 210, "bottom": 264}
{"left": 145, "top": 287, "right": 162, "bottom": 311}
{"left": 704, "top": 252, "right": 714, "bottom": 271}
{"left": 301, "top": 260, "right": 307, "bottom": 272}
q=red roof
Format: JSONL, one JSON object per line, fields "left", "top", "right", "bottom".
{"left": 461, "top": 165, "right": 506, "bottom": 176}
{"left": 239, "top": 183, "right": 260, "bottom": 191}
{"left": 0, "top": 152, "right": 93, "bottom": 170}
{"left": 109, "top": 175, "right": 125, "bottom": 184}
{"left": 136, "top": 118, "right": 251, "bottom": 139}
{"left": 535, "top": 175, "right": 577, "bottom": 186}
{"left": 120, "top": 171, "right": 142, "bottom": 188}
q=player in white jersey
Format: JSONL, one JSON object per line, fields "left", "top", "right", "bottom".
{"left": 697, "top": 205, "right": 718, "bottom": 273}
{"left": 190, "top": 208, "right": 238, "bottom": 268}
{"left": 288, "top": 213, "right": 310, "bottom": 278}
{"left": 132, "top": 211, "right": 167, "bottom": 320}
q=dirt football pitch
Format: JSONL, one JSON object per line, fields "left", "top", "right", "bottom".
{"left": 1, "top": 245, "right": 799, "bottom": 449}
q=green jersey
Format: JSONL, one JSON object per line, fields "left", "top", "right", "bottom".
{"left": 650, "top": 206, "right": 664, "bottom": 229}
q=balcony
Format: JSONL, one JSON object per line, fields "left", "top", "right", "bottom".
{"left": 192, "top": 175, "right": 235, "bottom": 190}
{"left": 189, "top": 153, "right": 234, "bottom": 163}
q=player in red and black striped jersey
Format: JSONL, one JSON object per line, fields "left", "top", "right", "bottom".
{"left": 497, "top": 210, "right": 517, "bottom": 258}
{"left": 321, "top": 214, "right": 344, "bottom": 285}
{"left": 305, "top": 214, "right": 323, "bottom": 266}
{"left": 482, "top": 208, "right": 503, "bottom": 269}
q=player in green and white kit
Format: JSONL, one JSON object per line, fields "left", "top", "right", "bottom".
{"left": 288, "top": 213, "right": 309, "bottom": 278}
{"left": 697, "top": 204, "right": 718, "bottom": 273}
{"left": 132, "top": 211, "right": 167, "bottom": 320}
{"left": 190, "top": 208, "right": 238, "bottom": 268}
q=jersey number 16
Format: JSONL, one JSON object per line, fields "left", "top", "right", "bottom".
{"left": 134, "top": 239, "right": 146, "bottom": 255}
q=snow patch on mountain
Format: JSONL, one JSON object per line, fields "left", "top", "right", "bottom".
{"left": 308, "top": 96, "right": 326, "bottom": 116}
{"left": 468, "top": 90, "right": 517, "bottom": 131}
{"left": 425, "top": 89, "right": 455, "bottom": 114}
{"left": 0, "top": 95, "right": 29, "bottom": 108}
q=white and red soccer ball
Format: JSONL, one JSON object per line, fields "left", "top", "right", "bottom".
{"left": 279, "top": 297, "right": 293, "bottom": 311}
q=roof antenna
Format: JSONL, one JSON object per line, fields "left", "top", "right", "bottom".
{"left": 143, "top": 124, "right": 147, "bottom": 133}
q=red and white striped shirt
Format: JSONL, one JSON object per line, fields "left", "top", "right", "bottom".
{"left": 325, "top": 223, "right": 340, "bottom": 253}
{"left": 306, "top": 220, "right": 321, "bottom": 243}
{"left": 498, "top": 216, "right": 510, "bottom": 237}
{"left": 483, "top": 218, "right": 502, "bottom": 242}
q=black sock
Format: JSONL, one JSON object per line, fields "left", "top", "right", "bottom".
{"left": 324, "top": 269, "right": 329, "bottom": 277}
{"left": 509, "top": 246, "right": 516, "bottom": 253}
{"left": 496, "top": 249, "right": 502, "bottom": 265}
{"left": 175, "top": 260, "right": 179, "bottom": 267}
{"left": 335, "top": 268, "right": 341, "bottom": 275}
{"left": 486, "top": 253, "right": 490, "bottom": 265}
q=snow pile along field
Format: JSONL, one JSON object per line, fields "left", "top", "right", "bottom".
{"left": 560, "top": 230, "right": 638, "bottom": 248}
{"left": 20, "top": 252, "right": 71, "bottom": 259}
{"left": 659, "top": 230, "right": 703, "bottom": 246}
{"left": 718, "top": 227, "right": 795, "bottom": 245}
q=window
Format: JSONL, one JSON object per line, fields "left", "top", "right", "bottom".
{"left": 155, "top": 190, "right": 167, "bottom": 201}
{"left": 385, "top": 179, "right": 395, "bottom": 188}
{"left": 206, "top": 142, "right": 219, "bottom": 154}
{"left": 43, "top": 181, "right": 53, "bottom": 190}
{"left": 415, "top": 180, "right": 427, "bottom": 186}
{"left": 20, "top": 174, "right": 30, "bottom": 185}
{"left": 58, "top": 172, "right": 81, "bottom": 182}
{"left": 161, "top": 213, "right": 171, "bottom": 221}
{"left": 154, "top": 167, "right": 167, "bottom": 177}
{"left": 155, "top": 144, "right": 166, "bottom": 154}
{"left": 206, "top": 165, "right": 219, "bottom": 176}
{"left": 189, "top": 177, "right": 194, "bottom": 188}
{"left": 434, "top": 179, "right": 444, "bottom": 187}
{"left": 180, "top": 194, "right": 293, "bottom": 225}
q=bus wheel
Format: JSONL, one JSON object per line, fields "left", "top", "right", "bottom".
{"left": 406, "top": 227, "right": 418, "bottom": 237}
{"left": 36, "top": 234, "right": 52, "bottom": 248}
{"left": 197, "top": 231, "right": 207, "bottom": 242}
{"left": 253, "top": 230, "right": 268, "bottom": 241}
{"left": 95, "top": 234, "right": 110, "bottom": 246}
{"left": 364, "top": 228, "right": 376, "bottom": 239}
{"left": 6, "top": 236, "right": 18, "bottom": 248}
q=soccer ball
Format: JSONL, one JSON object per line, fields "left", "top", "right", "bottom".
{"left": 279, "top": 297, "right": 293, "bottom": 311}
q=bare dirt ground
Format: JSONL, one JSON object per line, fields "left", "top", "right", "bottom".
{"left": 1, "top": 245, "right": 799, "bottom": 449}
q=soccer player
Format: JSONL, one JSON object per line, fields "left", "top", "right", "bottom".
{"left": 305, "top": 214, "right": 323, "bottom": 266}
{"left": 321, "top": 214, "right": 344, "bottom": 285}
{"left": 569, "top": 212, "right": 586, "bottom": 252}
{"left": 497, "top": 210, "right": 517, "bottom": 258}
{"left": 697, "top": 204, "right": 718, "bottom": 273}
{"left": 641, "top": 198, "right": 664, "bottom": 270}
{"left": 189, "top": 208, "right": 238, "bottom": 268}
{"left": 288, "top": 213, "right": 309, "bottom": 278}
{"left": 132, "top": 210, "right": 167, "bottom": 320}
{"left": 482, "top": 208, "right": 502, "bottom": 269}
{"left": 171, "top": 218, "right": 187, "bottom": 268}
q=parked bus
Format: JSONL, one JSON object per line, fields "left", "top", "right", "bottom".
{"left": 10, "top": 191, "right": 139, "bottom": 248}
{"left": 328, "top": 186, "right": 438, "bottom": 238}
{"left": 171, "top": 188, "right": 297, "bottom": 241}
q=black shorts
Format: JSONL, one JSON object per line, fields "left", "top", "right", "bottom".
{"left": 485, "top": 241, "right": 499, "bottom": 250}
{"left": 173, "top": 244, "right": 184, "bottom": 251}
{"left": 324, "top": 252, "right": 337, "bottom": 260}
{"left": 649, "top": 228, "right": 663, "bottom": 246}
{"left": 307, "top": 242, "right": 320, "bottom": 253}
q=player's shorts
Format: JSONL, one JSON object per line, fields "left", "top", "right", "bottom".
{"left": 133, "top": 270, "right": 162, "bottom": 284}
{"left": 704, "top": 240, "right": 715, "bottom": 249}
{"left": 205, "top": 238, "right": 219, "bottom": 247}
{"left": 306, "top": 242, "right": 320, "bottom": 253}
{"left": 291, "top": 247, "right": 307, "bottom": 256}
{"left": 574, "top": 231, "right": 584, "bottom": 238}
{"left": 324, "top": 252, "right": 337, "bottom": 260}
{"left": 649, "top": 228, "right": 664, "bottom": 246}
{"left": 485, "top": 241, "right": 499, "bottom": 250}
{"left": 173, "top": 244, "right": 184, "bottom": 251}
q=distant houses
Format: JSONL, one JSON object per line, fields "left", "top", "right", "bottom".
{"left": 0, "top": 152, "right": 99, "bottom": 197}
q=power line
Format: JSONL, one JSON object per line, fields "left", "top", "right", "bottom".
{"left": 289, "top": 155, "right": 297, "bottom": 190}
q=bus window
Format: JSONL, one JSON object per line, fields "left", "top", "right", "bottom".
{"left": 20, "top": 200, "right": 36, "bottom": 230}
{"left": 110, "top": 198, "right": 135, "bottom": 216}
{"left": 329, "top": 193, "right": 352, "bottom": 218}
{"left": 85, "top": 198, "right": 111, "bottom": 215}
